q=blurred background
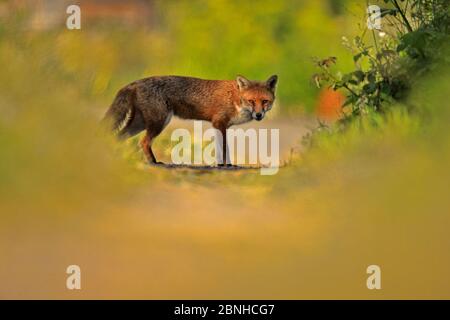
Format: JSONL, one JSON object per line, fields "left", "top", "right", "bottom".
{"left": 1, "top": 0, "right": 360, "bottom": 112}
{"left": 0, "top": 0, "right": 449, "bottom": 299}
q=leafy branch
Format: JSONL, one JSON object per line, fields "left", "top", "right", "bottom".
{"left": 312, "top": 0, "right": 449, "bottom": 123}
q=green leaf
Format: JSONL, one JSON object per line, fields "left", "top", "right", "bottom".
{"left": 342, "top": 95, "right": 357, "bottom": 108}
{"left": 353, "top": 70, "right": 365, "bottom": 82}
{"left": 342, "top": 73, "right": 352, "bottom": 83}
{"left": 363, "top": 82, "right": 377, "bottom": 94}
{"left": 353, "top": 53, "right": 363, "bottom": 62}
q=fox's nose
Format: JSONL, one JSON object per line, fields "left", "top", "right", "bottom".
{"left": 255, "top": 112, "right": 263, "bottom": 120}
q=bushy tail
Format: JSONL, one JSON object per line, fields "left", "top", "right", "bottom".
{"left": 102, "top": 87, "right": 136, "bottom": 135}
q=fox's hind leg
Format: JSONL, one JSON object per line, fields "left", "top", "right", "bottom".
{"left": 140, "top": 132, "right": 160, "bottom": 164}
{"left": 140, "top": 111, "right": 173, "bottom": 164}
{"left": 137, "top": 93, "right": 174, "bottom": 164}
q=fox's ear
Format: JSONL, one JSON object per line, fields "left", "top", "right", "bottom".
{"left": 236, "top": 75, "right": 251, "bottom": 91}
{"left": 266, "top": 75, "right": 278, "bottom": 92}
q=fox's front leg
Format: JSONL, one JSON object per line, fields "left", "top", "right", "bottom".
{"left": 215, "top": 128, "right": 231, "bottom": 166}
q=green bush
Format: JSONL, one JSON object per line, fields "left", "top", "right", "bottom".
{"left": 312, "top": 0, "right": 449, "bottom": 121}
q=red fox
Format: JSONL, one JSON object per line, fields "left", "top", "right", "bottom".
{"left": 103, "top": 75, "right": 278, "bottom": 165}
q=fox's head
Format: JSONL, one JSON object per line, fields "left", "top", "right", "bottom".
{"left": 236, "top": 75, "right": 278, "bottom": 121}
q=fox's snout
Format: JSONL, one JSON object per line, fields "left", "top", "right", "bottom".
{"left": 252, "top": 110, "right": 264, "bottom": 121}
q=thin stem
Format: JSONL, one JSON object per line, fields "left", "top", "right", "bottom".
{"left": 371, "top": 26, "right": 379, "bottom": 52}
{"left": 343, "top": 84, "right": 358, "bottom": 96}
{"left": 391, "top": 0, "right": 414, "bottom": 32}
{"left": 322, "top": 67, "right": 358, "bottom": 96}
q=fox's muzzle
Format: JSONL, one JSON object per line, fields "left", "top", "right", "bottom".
{"left": 253, "top": 111, "right": 264, "bottom": 121}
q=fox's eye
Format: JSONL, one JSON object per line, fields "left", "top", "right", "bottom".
{"left": 248, "top": 100, "right": 255, "bottom": 106}
{"left": 262, "top": 100, "right": 269, "bottom": 105}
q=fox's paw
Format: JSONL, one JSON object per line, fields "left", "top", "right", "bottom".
{"left": 217, "top": 163, "right": 234, "bottom": 167}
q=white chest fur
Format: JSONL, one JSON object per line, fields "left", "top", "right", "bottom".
{"left": 229, "top": 103, "right": 252, "bottom": 126}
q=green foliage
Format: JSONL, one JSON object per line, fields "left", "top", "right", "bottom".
{"left": 0, "top": 23, "right": 144, "bottom": 219}
{"left": 313, "top": 0, "right": 449, "bottom": 122}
